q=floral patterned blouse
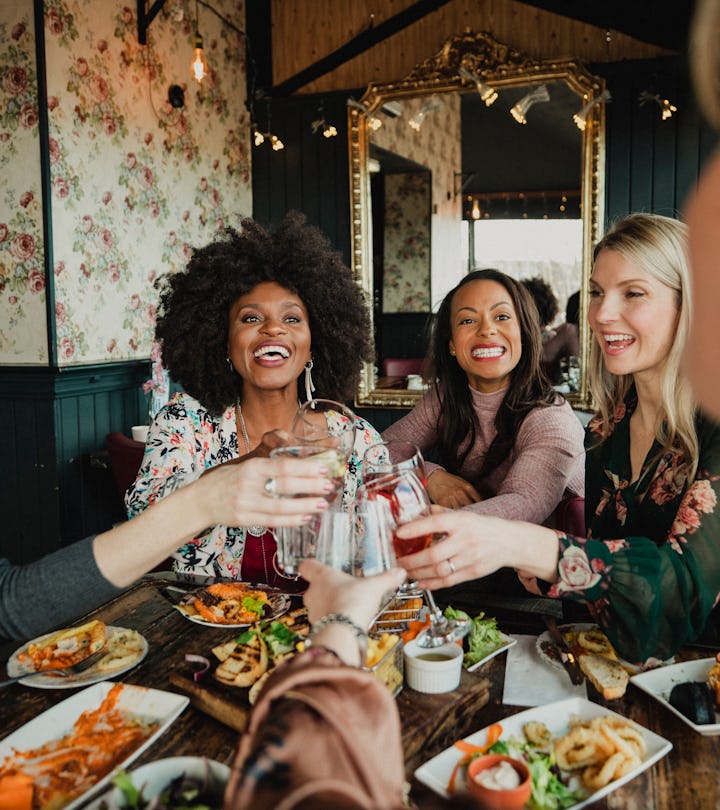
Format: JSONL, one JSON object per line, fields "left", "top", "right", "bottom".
{"left": 544, "top": 389, "right": 720, "bottom": 664}
{"left": 125, "top": 391, "right": 381, "bottom": 584}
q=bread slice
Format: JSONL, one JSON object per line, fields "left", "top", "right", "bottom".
{"left": 214, "top": 633, "right": 268, "bottom": 687}
{"left": 578, "top": 652, "right": 629, "bottom": 700}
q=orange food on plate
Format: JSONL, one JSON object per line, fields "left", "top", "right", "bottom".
{"left": 0, "top": 683, "right": 158, "bottom": 810}
{"left": 189, "top": 583, "right": 270, "bottom": 624}
{"left": 18, "top": 620, "right": 106, "bottom": 673}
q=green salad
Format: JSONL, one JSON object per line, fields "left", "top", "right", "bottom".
{"left": 444, "top": 607, "right": 505, "bottom": 666}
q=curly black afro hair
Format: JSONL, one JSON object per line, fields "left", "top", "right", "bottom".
{"left": 520, "top": 276, "right": 558, "bottom": 328}
{"left": 155, "top": 211, "right": 374, "bottom": 415}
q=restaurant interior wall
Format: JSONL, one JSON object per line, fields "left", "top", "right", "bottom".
{"left": 0, "top": 0, "right": 251, "bottom": 561}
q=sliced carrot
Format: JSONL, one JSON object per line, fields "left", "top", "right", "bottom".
{"left": 447, "top": 723, "right": 503, "bottom": 794}
{"left": 401, "top": 616, "right": 431, "bottom": 644}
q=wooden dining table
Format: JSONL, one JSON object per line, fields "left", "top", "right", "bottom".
{"left": 1, "top": 574, "right": 718, "bottom": 809}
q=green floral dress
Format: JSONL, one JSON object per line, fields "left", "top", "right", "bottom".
{"left": 545, "top": 389, "right": 720, "bottom": 664}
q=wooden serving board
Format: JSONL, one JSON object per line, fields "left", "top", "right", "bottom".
{"left": 170, "top": 664, "right": 252, "bottom": 733}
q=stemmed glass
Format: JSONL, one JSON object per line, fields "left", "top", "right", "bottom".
{"left": 272, "top": 400, "right": 358, "bottom": 576}
{"left": 358, "top": 449, "right": 470, "bottom": 648}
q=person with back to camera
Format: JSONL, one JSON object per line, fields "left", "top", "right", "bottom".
{"left": 125, "top": 212, "right": 381, "bottom": 587}
{"left": 394, "top": 213, "right": 720, "bottom": 666}
{"left": 382, "top": 268, "right": 584, "bottom": 521}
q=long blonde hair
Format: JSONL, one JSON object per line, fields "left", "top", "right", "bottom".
{"left": 588, "top": 213, "right": 698, "bottom": 478}
{"left": 690, "top": 0, "right": 720, "bottom": 130}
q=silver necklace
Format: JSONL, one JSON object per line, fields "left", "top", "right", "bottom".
{"left": 235, "top": 404, "right": 270, "bottom": 584}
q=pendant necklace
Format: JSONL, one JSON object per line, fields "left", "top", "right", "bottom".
{"left": 235, "top": 402, "right": 270, "bottom": 584}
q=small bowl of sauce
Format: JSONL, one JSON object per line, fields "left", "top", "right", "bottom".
{"left": 403, "top": 640, "right": 463, "bottom": 693}
{"left": 467, "top": 754, "right": 531, "bottom": 809}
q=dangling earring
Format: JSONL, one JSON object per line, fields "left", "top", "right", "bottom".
{"left": 304, "top": 360, "right": 316, "bottom": 402}
{"left": 226, "top": 356, "right": 234, "bottom": 372}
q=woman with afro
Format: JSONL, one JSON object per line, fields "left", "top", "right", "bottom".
{"left": 125, "top": 212, "right": 380, "bottom": 586}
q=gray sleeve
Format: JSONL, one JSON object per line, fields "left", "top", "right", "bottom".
{"left": 0, "top": 537, "right": 124, "bottom": 642}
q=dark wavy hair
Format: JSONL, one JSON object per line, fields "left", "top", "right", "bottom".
{"left": 427, "top": 268, "right": 560, "bottom": 483}
{"left": 155, "top": 211, "right": 374, "bottom": 415}
{"left": 521, "top": 276, "right": 559, "bottom": 328}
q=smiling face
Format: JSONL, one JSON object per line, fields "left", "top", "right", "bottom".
{"left": 227, "top": 281, "right": 312, "bottom": 395}
{"left": 588, "top": 248, "right": 679, "bottom": 385}
{"left": 448, "top": 279, "right": 522, "bottom": 393}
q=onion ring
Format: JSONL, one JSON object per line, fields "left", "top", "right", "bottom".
{"left": 185, "top": 653, "right": 211, "bottom": 682}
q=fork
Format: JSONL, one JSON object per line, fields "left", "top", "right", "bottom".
{"left": 0, "top": 646, "right": 108, "bottom": 687}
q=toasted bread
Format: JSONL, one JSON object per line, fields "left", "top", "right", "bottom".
{"left": 276, "top": 607, "right": 310, "bottom": 636}
{"left": 562, "top": 627, "right": 619, "bottom": 661}
{"left": 578, "top": 652, "right": 629, "bottom": 700}
{"left": 214, "top": 633, "right": 268, "bottom": 687}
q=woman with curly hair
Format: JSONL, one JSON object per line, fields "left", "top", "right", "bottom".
{"left": 125, "top": 212, "right": 380, "bottom": 586}
{"left": 383, "top": 268, "right": 584, "bottom": 521}
{"left": 395, "top": 214, "right": 720, "bottom": 664}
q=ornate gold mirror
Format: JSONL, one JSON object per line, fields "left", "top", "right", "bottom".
{"left": 348, "top": 31, "right": 606, "bottom": 410}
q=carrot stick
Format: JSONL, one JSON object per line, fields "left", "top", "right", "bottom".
{"left": 447, "top": 723, "right": 503, "bottom": 794}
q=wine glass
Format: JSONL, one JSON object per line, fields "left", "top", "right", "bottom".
{"left": 362, "top": 440, "right": 427, "bottom": 485}
{"left": 357, "top": 468, "right": 470, "bottom": 648}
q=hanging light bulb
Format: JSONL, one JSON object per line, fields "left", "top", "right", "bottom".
{"left": 661, "top": 98, "right": 677, "bottom": 120}
{"left": 253, "top": 129, "right": 265, "bottom": 146}
{"left": 311, "top": 104, "right": 338, "bottom": 138}
{"left": 458, "top": 67, "right": 498, "bottom": 107}
{"left": 190, "top": 32, "right": 208, "bottom": 82}
{"left": 271, "top": 134, "right": 284, "bottom": 151}
{"left": 510, "top": 84, "right": 550, "bottom": 124}
{"left": 347, "top": 98, "right": 383, "bottom": 131}
{"left": 573, "top": 89, "right": 612, "bottom": 131}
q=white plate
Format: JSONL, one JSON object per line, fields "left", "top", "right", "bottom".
{"left": 175, "top": 585, "right": 290, "bottom": 628}
{"left": 465, "top": 632, "right": 517, "bottom": 672}
{"left": 6, "top": 626, "right": 149, "bottom": 689}
{"left": 414, "top": 696, "right": 672, "bottom": 806}
{"left": 630, "top": 657, "right": 720, "bottom": 735}
{"left": 0, "top": 682, "right": 189, "bottom": 810}
{"left": 85, "top": 756, "right": 230, "bottom": 810}
{"left": 536, "top": 623, "right": 673, "bottom": 674}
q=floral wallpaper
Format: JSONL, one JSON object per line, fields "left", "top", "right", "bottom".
{"left": 0, "top": 0, "right": 251, "bottom": 366}
{"left": 382, "top": 171, "right": 430, "bottom": 313}
{"left": 372, "top": 93, "right": 463, "bottom": 310}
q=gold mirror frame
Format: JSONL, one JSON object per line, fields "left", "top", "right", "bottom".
{"left": 348, "top": 30, "right": 606, "bottom": 410}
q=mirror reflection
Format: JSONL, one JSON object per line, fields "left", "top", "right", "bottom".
{"left": 348, "top": 31, "right": 606, "bottom": 409}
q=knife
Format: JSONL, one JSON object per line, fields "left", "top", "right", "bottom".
{"left": 543, "top": 616, "right": 585, "bottom": 685}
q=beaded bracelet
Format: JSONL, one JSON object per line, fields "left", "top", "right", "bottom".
{"left": 307, "top": 613, "right": 369, "bottom": 663}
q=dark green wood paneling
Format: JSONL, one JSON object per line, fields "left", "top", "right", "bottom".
{"left": 1, "top": 362, "right": 149, "bottom": 563}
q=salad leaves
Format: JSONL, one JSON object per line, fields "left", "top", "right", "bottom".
{"left": 444, "top": 607, "right": 504, "bottom": 666}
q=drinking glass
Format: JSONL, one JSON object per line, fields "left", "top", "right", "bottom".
{"left": 292, "top": 399, "right": 357, "bottom": 459}
{"left": 357, "top": 468, "right": 470, "bottom": 648}
{"left": 362, "top": 440, "right": 427, "bottom": 485}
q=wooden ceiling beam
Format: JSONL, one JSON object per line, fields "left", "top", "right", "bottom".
{"left": 270, "top": 0, "right": 453, "bottom": 96}
{"left": 511, "top": 0, "right": 694, "bottom": 53}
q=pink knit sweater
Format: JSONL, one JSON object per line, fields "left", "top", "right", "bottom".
{"left": 382, "top": 386, "right": 585, "bottom": 523}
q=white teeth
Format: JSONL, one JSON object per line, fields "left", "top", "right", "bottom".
{"left": 471, "top": 347, "right": 505, "bottom": 358}
{"left": 604, "top": 334, "right": 634, "bottom": 343}
{"left": 254, "top": 345, "right": 290, "bottom": 359}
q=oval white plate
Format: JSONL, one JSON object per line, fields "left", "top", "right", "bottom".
{"left": 465, "top": 632, "right": 517, "bottom": 672}
{"left": 85, "top": 756, "right": 230, "bottom": 809}
{"left": 6, "top": 626, "right": 148, "bottom": 689}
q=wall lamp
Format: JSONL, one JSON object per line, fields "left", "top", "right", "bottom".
{"left": 311, "top": 102, "right": 338, "bottom": 138}
{"left": 573, "top": 89, "right": 611, "bottom": 131}
{"left": 408, "top": 96, "right": 442, "bottom": 131}
{"left": 347, "top": 98, "right": 382, "bottom": 130}
{"left": 510, "top": 84, "right": 550, "bottom": 124}
{"left": 458, "top": 67, "right": 498, "bottom": 107}
{"left": 639, "top": 91, "right": 678, "bottom": 121}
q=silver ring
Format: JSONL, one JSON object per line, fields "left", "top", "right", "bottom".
{"left": 263, "top": 477, "right": 278, "bottom": 497}
{"left": 447, "top": 558, "right": 456, "bottom": 575}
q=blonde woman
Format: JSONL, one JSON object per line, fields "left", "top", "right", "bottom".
{"left": 396, "top": 213, "right": 720, "bottom": 665}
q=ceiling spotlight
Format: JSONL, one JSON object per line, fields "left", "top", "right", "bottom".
{"left": 311, "top": 104, "right": 338, "bottom": 138}
{"left": 573, "top": 89, "right": 611, "bottom": 131}
{"left": 639, "top": 91, "right": 678, "bottom": 121}
{"left": 458, "top": 67, "right": 498, "bottom": 107}
{"left": 408, "top": 97, "right": 442, "bottom": 131}
{"left": 510, "top": 84, "right": 550, "bottom": 125}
